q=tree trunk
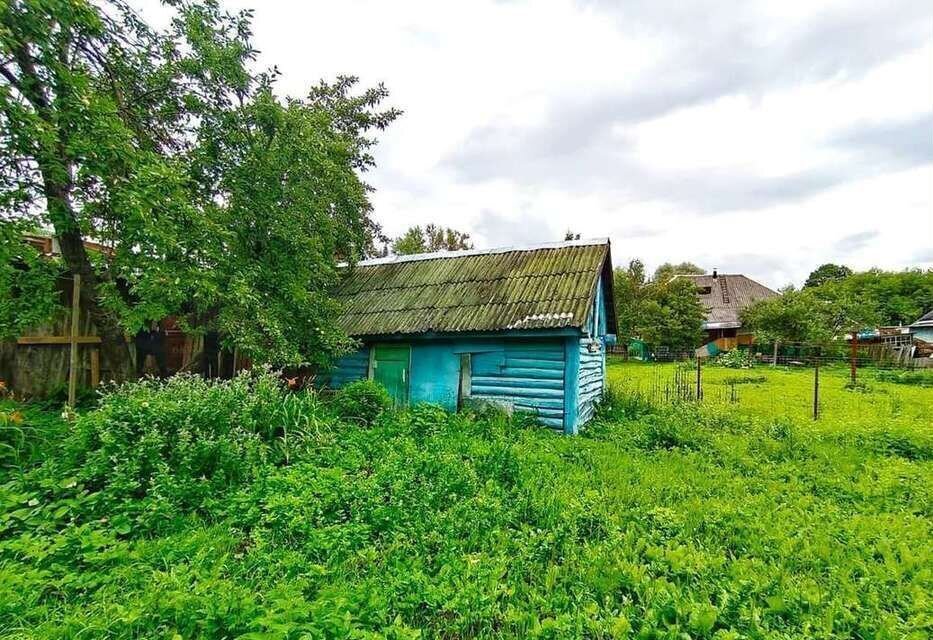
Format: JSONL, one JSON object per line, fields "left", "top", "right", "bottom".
{"left": 13, "top": 39, "right": 133, "bottom": 383}
{"left": 772, "top": 340, "right": 779, "bottom": 367}
{"left": 43, "top": 179, "right": 134, "bottom": 383}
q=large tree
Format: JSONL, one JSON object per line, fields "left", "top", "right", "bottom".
{"left": 1, "top": 0, "right": 398, "bottom": 374}
{"left": 653, "top": 261, "right": 704, "bottom": 283}
{"left": 391, "top": 224, "right": 472, "bottom": 255}
{"left": 804, "top": 263, "right": 852, "bottom": 288}
{"left": 742, "top": 284, "right": 880, "bottom": 360}
{"left": 612, "top": 259, "right": 648, "bottom": 341}
{"left": 613, "top": 259, "right": 705, "bottom": 351}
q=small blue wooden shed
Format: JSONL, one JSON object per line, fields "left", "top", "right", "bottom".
{"left": 324, "top": 238, "right": 618, "bottom": 434}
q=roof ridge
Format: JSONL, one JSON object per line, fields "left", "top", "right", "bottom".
{"left": 340, "top": 295, "right": 593, "bottom": 316}
{"left": 335, "top": 268, "right": 600, "bottom": 295}
{"left": 350, "top": 237, "right": 609, "bottom": 267}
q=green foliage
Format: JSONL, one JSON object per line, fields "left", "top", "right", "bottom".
{"left": 713, "top": 349, "right": 755, "bottom": 369}
{"left": 0, "top": 224, "right": 61, "bottom": 339}
{"left": 836, "top": 269, "right": 933, "bottom": 326}
{"left": 750, "top": 269, "right": 933, "bottom": 347}
{"left": 652, "top": 261, "right": 704, "bottom": 283}
{"left": 743, "top": 282, "right": 880, "bottom": 346}
{"left": 331, "top": 379, "right": 392, "bottom": 426}
{"left": 1, "top": 1, "right": 399, "bottom": 368}
{"left": 640, "top": 278, "right": 706, "bottom": 352}
{"left": 876, "top": 368, "right": 933, "bottom": 387}
{"left": 0, "top": 365, "right": 930, "bottom": 638}
{"left": 391, "top": 223, "right": 473, "bottom": 255}
{"left": 721, "top": 374, "right": 767, "bottom": 385}
{"left": 613, "top": 261, "right": 705, "bottom": 351}
{"left": 804, "top": 263, "right": 852, "bottom": 288}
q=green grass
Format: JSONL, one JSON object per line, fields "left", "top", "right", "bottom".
{"left": 608, "top": 357, "right": 933, "bottom": 428}
{"left": 0, "top": 371, "right": 930, "bottom": 639}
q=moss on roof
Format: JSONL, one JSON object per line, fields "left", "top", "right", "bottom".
{"left": 334, "top": 240, "right": 615, "bottom": 336}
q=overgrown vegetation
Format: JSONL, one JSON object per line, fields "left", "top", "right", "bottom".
{"left": 1, "top": 0, "right": 399, "bottom": 371}
{"left": 1, "top": 368, "right": 930, "bottom": 638}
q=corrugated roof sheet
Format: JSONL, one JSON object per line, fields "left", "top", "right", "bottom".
{"left": 911, "top": 309, "right": 933, "bottom": 327}
{"left": 334, "top": 239, "right": 613, "bottom": 336}
{"left": 674, "top": 273, "right": 779, "bottom": 329}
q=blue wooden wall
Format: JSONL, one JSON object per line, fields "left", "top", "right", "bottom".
{"left": 323, "top": 346, "right": 370, "bottom": 388}
{"left": 574, "top": 275, "right": 609, "bottom": 427}
{"left": 470, "top": 341, "right": 565, "bottom": 429}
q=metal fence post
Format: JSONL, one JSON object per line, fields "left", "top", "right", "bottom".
{"left": 813, "top": 353, "right": 820, "bottom": 420}
{"left": 696, "top": 357, "right": 702, "bottom": 401}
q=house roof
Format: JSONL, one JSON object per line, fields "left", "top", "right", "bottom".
{"left": 672, "top": 273, "right": 779, "bottom": 329}
{"left": 911, "top": 309, "right": 933, "bottom": 328}
{"left": 333, "top": 238, "right": 617, "bottom": 337}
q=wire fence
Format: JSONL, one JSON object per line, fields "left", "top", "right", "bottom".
{"left": 607, "top": 341, "right": 933, "bottom": 370}
{"left": 607, "top": 343, "right": 933, "bottom": 422}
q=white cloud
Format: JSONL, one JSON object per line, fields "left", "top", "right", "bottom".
{"left": 132, "top": 0, "right": 933, "bottom": 287}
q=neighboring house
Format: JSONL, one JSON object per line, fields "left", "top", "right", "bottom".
{"left": 323, "top": 238, "right": 618, "bottom": 434}
{"left": 910, "top": 310, "right": 933, "bottom": 344}
{"left": 674, "top": 270, "right": 779, "bottom": 348}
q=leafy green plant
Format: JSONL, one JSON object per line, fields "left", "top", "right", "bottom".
{"left": 713, "top": 349, "right": 755, "bottom": 369}
{"left": 0, "top": 361, "right": 930, "bottom": 639}
{"left": 876, "top": 368, "right": 933, "bottom": 387}
{"left": 330, "top": 379, "right": 392, "bottom": 426}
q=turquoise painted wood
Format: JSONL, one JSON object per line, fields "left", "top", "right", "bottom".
{"left": 470, "top": 340, "right": 566, "bottom": 429}
{"left": 321, "top": 271, "right": 615, "bottom": 434}
{"left": 325, "top": 346, "right": 370, "bottom": 388}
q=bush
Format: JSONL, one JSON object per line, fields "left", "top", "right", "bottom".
{"left": 331, "top": 379, "right": 392, "bottom": 426}
{"left": 713, "top": 349, "right": 754, "bottom": 369}
{"left": 52, "top": 370, "right": 328, "bottom": 532}
{"left": 875, "top": 368, "right": 933, "bottom": 387}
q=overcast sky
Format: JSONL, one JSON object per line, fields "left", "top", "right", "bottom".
{"left": 140, "top": 0, "right": 932, "bottom": 288}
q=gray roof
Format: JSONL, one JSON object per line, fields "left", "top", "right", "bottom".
{"left": 333, "top": 239, "right": 617, "bottom": 337}
{"left": 673, "top": 273, "right": 779, "bottom": 329}
{"left": 911, "top": 309, "right": 933, "bottom": 328}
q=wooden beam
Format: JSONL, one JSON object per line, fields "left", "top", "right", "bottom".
{"left": 68, "top": 274, "right": 81, "bottom": 408}
{"left": 17, "top": 335, "right": 102, "bottom": 345}
{"left": 90, "top": 348, "right": 100, "bottom": 388}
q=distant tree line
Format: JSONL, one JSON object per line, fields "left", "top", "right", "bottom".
{"left": 390, "top": 224, "right": 473, "bottom": 255}
{"left": 743, "top": 264, "right": 933, "bottom": 349}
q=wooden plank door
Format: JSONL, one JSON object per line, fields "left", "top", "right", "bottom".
{"left": 372, "top": 344, "right": 411, "bottom": 407}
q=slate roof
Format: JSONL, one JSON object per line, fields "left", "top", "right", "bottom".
{"left": 911, "top": 309, "right": 933, "bottom": 328}
{"left": 673, "top": 273, "right": 779, "bottom": 329}
{"left": 333, "top": 239, "right": 616, "bottom": 337}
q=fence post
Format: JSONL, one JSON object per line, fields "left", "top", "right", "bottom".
{"left": 813, "top": 351, "right": 820, "bottom": 420}
{"left": 68, "top": 273, "right": 81, "bottom": 408}
{"left": 696, "top": 357, "right": 702, "bottom": 401}
{"left": 850, "top": 330, "right": 858, "bottom": 385}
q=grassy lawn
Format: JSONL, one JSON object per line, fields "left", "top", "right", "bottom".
{"left": 608, "top": 357, "right": 933, "bottom": 429}
{"left": 0, "top": 372, "right": 930, "bottom": 638}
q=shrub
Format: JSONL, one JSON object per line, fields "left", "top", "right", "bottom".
{"left": 53, "top": 370, "right": 327, "bottom": 532}
{"left": 713, "top": 350, "right": 754, "bottom": 369}
{"left": 875, "top": 368, "right": 933, "bottom": 387}
{"left": 330, "top": 379, "right": 392, "bottom": 426}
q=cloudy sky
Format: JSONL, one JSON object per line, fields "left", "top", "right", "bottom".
{"left": 142, "top": 0, "right": 932, "bottom": 288}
